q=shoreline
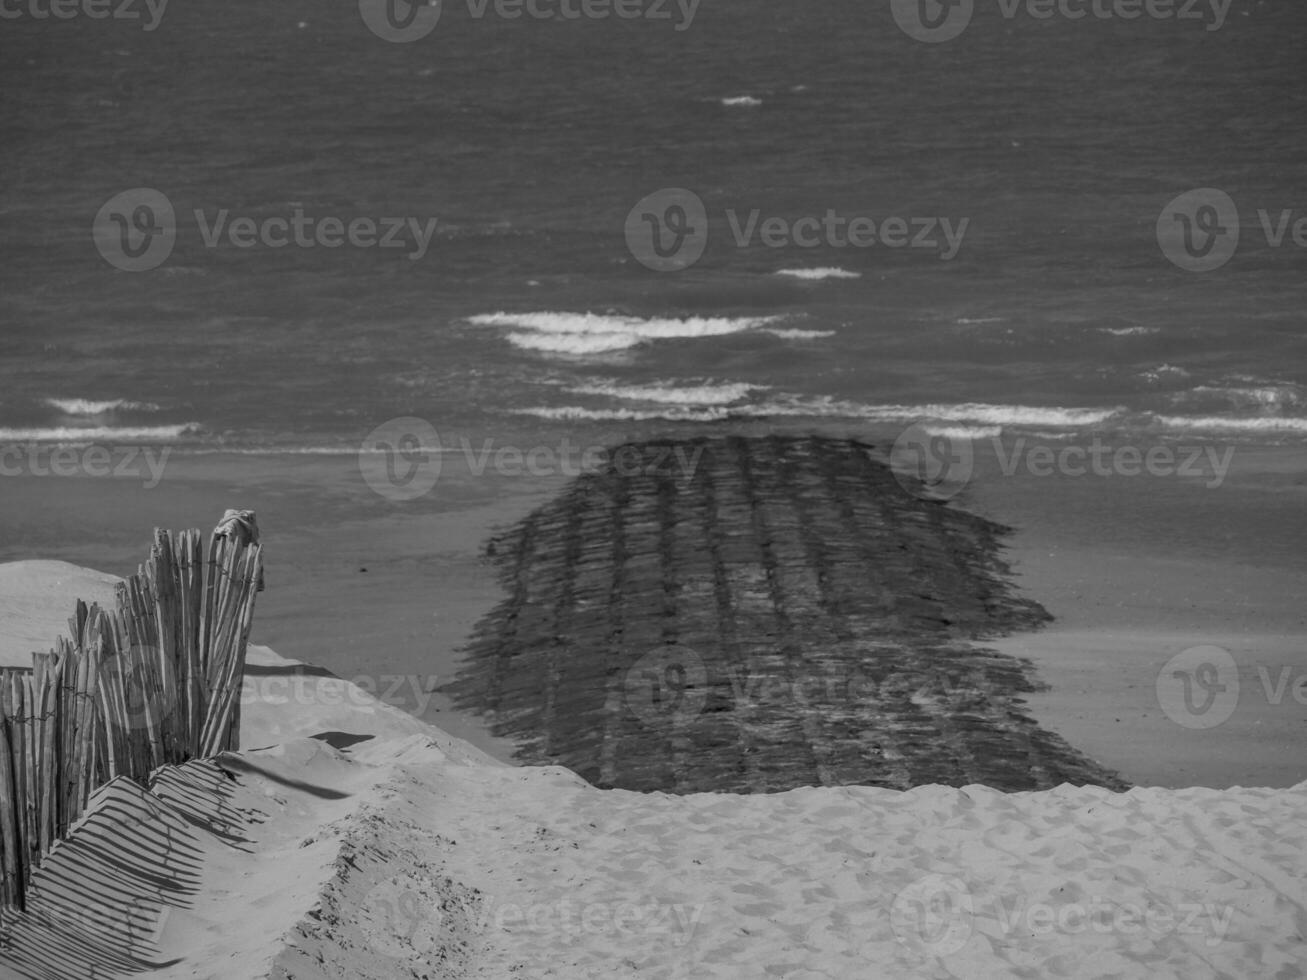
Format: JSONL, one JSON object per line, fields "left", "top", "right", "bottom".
{"left": 1, "top": 431, "right": 1302, "bottom": 789}
{"left": 2, "top": 570, "right": 1305, "bottom": 979}
{"left": 962, "top": 439, "right": 1307, "bottom": 789}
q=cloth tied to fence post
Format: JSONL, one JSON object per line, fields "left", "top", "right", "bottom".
{"left": 213, "top": 510, "right": 264, "bottom": 592}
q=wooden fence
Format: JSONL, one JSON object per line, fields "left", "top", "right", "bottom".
{"left": 0, "top": 516, "right": 264, "bottom": 911}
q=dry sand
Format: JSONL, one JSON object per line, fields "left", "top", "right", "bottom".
{"left": 2, "top": 561, "right": 1305, "bottom": 979}
{"left": 0, "top": 561, "right": 119, "bottom": 667}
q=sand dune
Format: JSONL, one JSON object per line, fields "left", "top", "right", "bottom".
{"left": 15, "top": 728, "right": 1302, "bottom": 979}
{"left": 0, "top": 561, "right": 118, "bottom": 668}
{"left": 1, "top": 562, "right": 1305, "bottom": 979}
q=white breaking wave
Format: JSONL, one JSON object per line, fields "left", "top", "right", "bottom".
{"left": 1027, "top": 430, "right": 1079, "bottom": 441}
{"left": 1100, "top": 326, "right": 1160, "bottom": 337}
{"left": 906, "top": 403, "right": 1123, "bottom": 427}
{"left": 513, "top": 396, "right": 1124, "bottom": 428}
{"left": 762, "top": 328, "right": 835, "bottom": 340}
{"left": 920, "top": 425, "right": 1004, "bottom": 440}
{"left": 773, "top": 268, "right": 861, "bottom": 281}
{"left": 191, "top": 445, "right": 475, "bottom": 456}
{"left": 44, "top": 398, "right": 160, "bottom": 415}
{"left": 507, "top": 331, "right": 641, "bottom": 355}
{"left": 469, "top": 312, "right": 785, "bottom": 355}
{"left": 1154, "top": 415, "right": 1307, "bottom": 433}
{"left": 1175, "top": 384, "right": 1303, "bottom": 410}
{"left": 721, "top": 397, "right": 1123, "bottom": 428}
{"left": 188, "top": 446, "right": 362, "bottom": 456}
{"left": 791, "top": 401, "right": 1121, "bottom": 427}
{"left": 721, "top": 96, "right": 762, "bottom": 107}
{"left": 0, "top": 424, "right": 200, "bottom": 443}
{"left": 566, "top": 381, "right": 763, "bottom": 406}
{"left": 1141, "top": 364, "right": 1191, "bottom": 383}
{"left": 513, "top": 405, "right": 738, "bottom": 422}
{"left": 955, "top": 317, "right": 1005, "bottom": 325}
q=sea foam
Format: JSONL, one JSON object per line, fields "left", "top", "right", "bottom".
{"left": 566, "top": 381, "right": 763, "bottom": 406}
{"left": 44, "top": 398, "right": 160, "bottom": 415}
{"left": 773, "top": 268, "right": 861, "bottom": 281}
{"left": 469, "top": 312, "right": 785, "bottom": 354}
{"left": 1153, "top": 415, "right": 1307, "bottom": 433}
{"left": 0, "top": 424, "right": 200, "bottom": 443}
{"left": 513, "top": 395, "right": 1124, "bottom": 429}
{"left": 1173, "top": 384, "right": 1303, "bottom": 411}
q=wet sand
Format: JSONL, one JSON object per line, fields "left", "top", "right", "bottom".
{"left": 962, "top": 439, "right": 1307, "bottom": 789}
{"left": 1, "top": 428, "right": 1302, "bottom": 789}
{"left": 0, "top": 450, "right": 553, "bottom": 762}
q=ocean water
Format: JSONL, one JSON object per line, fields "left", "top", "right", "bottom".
{"left": 1, "top": 0, "right": 1305, "bottom": 452}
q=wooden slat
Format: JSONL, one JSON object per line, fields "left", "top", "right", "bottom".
{"left": 0, "top": 674, "right": 21, "bottom": 909}
{"left": 0, "top": 515, "right": 265, "bottom": 911}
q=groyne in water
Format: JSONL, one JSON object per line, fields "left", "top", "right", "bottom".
{"left": 448, "top": 435, "right": 1127, "bottom": 794}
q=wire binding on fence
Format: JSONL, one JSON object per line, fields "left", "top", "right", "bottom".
{"left": 0, "top": 517, "right": 264, "bottom": 912}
